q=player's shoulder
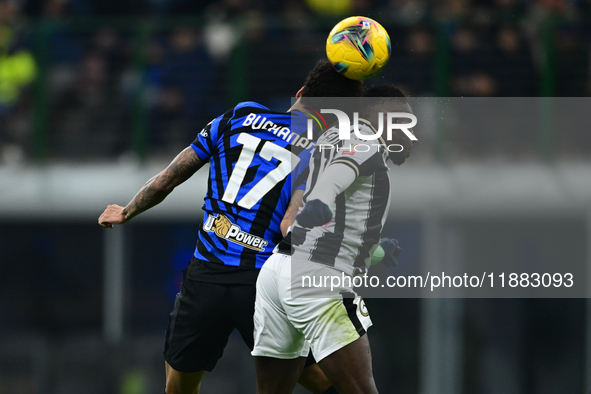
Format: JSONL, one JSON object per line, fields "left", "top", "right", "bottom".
{"left": 317, "top": 126, "right": 342, "bottom": 146}
{"left": 329, "top": 119, "right": 389, "bottom": 170}
{"left": 353, "top": 119, "right": 389, "bottom": 157}
{"left": 234, "top": 101, "right": 269, "bottom": 111}
{"left": 351, "top": 119, "right": 381, "bottom": 142}
{"left": 224, "top": 101, "right": 267, "bottom": 118}
{"left": 230, "top": 101, "right": 292, "bottom": 122}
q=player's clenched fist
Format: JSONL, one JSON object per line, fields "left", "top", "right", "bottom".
{"left": 98, "top": 204, "right": 126, "bottom": 228}
{"left": 296, "top": 199, "right": 333, "bottom": 228}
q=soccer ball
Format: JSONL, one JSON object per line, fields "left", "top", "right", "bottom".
{"left": 326, "top": 16, "right": 391, "bottom": 81}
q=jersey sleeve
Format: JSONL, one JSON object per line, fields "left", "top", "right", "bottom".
{"left": 191, "top": 102, "right": 270, "bottom": 160}
{"left": 291, "top": 145, "right": 313, "bottom": 192}
{"left": 294, "top": 170, "right": 308, "bottom": 192}
{"left": 191, "top": 115, "right": 223, "bottom": 161}
{"left": 191, "top": 104, "right": 242, "bottom": 160}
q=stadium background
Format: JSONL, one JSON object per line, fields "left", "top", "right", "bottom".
{"left": 1, "top": 0, "right": 591, "bottom": 393}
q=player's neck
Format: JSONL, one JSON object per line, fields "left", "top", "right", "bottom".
{"left": 287, "top": 99, "right": 306, "bottom": 113}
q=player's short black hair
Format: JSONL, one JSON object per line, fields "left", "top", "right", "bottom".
{"left": 361, "top": 84, "right": 410, "bottom": 115}
{"left": 363, "top": 85, "right": 407, "bottom": 98}
{"left": 362, "top": 85, "right": 414, "bottom": 165}
{"left": 300, "top": 60, "right": 364, "bottom": 102}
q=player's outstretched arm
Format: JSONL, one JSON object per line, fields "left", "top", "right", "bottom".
{"left": 98, "top": 147, "right": 205, "bottom": 228}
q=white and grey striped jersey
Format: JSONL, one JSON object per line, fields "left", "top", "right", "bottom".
{"left": 291, "top": 119, "right": 391, "bottom": 275}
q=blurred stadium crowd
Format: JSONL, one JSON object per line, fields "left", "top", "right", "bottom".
{"left": 0, "top": 0, "right": 590, "bottom": 162}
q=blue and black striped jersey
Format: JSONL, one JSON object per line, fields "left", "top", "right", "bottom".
{"left": 190, "top": 101, "right": 314, "bottom": 272}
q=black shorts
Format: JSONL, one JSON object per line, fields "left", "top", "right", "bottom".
{"left": 163, "top": 274, "right": 257, "bottom": 372}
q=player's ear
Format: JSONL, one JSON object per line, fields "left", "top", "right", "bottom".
{"left": 295, "top": 86, "right": 304, "bottom": 98}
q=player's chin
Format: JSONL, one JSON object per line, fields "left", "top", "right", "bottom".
{"left": 389, "top": 152, "right": 408, "bottom": 166}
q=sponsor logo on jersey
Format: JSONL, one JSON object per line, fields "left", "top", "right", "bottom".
{"left": 199, "top": 118, "right": 214, "bottom": 137}
{"left": 203, "top": 213, "right": 269, "bottom": 252}
{"left": 341, "top": 143, "right": 358, "bottom": 155}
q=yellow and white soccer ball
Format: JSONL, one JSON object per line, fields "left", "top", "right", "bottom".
{"left": 326, "top": 16, "right": 391, "bottom": 81}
